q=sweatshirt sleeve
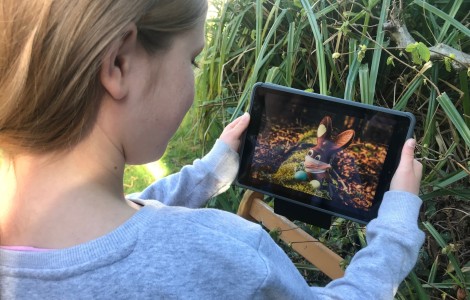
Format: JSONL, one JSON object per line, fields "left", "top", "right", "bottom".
{"left": 127, "top": 139, "right": 239, "bottom": 208}
{"left": 309, "top": 190, "right": 425, "bottom": 299}
{"left": 245, "top": 191, "right": 424, "bottom": 300}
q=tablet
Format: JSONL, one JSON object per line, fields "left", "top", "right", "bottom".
{"left": 236, "top": 83, "right": 415, "bottom": 225}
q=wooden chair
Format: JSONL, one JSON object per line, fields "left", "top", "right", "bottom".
{"left": 237, "top": 190, "right": 345, "bottom": 280}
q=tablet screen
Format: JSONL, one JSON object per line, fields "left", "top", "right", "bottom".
{"left": 237, "top": 83, "right": 415, "bottom": 224}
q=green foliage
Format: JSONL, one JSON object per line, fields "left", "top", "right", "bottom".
{"left": 157, "top": 0, "right": 470, "bottom": 298}
{"left": 444, "top": 53, "right": 455, "bottom": 72}
{"left": 123, "top": 165, "right": 155, "bottom": 195}
{"left": 405, "top": 42, "right": 431, "bottom": 65}
{"left": 357, "top": 44, "right": 367, "bottom": 62}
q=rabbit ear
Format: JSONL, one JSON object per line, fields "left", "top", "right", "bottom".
{"left": 317, "top": 116, "right": 332, "bottom": 144}
{"left": 332, "top": 129, "right": 355, "bottom": 151}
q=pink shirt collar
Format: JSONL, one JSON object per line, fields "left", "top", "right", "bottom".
{"left": 0, "top": 245, "right": 51, "bottom": 252}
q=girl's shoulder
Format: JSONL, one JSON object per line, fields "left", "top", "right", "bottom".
{"left": 135, "top": 200, "right": 266, "bottom": 248}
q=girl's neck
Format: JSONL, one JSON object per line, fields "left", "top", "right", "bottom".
{"left": 0, "top": 133, "right": 138, "bottom": 249}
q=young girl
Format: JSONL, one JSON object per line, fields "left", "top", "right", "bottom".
{"left": 0, "top": 0, "right": 424, "bottom": 299}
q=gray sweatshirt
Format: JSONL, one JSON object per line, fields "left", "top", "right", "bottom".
{"left": 0, "top": 140, "right": 425, "bottom": 299}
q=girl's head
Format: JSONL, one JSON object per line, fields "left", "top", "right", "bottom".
{"left": 0, "top": 0, "right": 208, "bottom": 158}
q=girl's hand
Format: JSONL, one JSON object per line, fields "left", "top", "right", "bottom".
{"left": 219, "top": 113, "right": 250, "bottom": 152}
{"left": 390, "top": 139, "right": 423, "bottom": 195}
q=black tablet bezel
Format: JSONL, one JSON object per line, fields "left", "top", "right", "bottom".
{"left": 236, "top": 83, "right": 415, "bottom": 224}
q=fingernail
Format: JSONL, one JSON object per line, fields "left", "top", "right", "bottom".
{"left": 407, "top": 139, "right": 416, "bottom": 149}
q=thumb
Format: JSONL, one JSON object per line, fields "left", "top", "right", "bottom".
{"left": 229, "top": 112, "right": 250, "bottom": 134}
{"left": 390, "top": 138, "right": 422, "bottom": 194}
{"left": 398, "top": 138, "right": 416, "bottom": 170}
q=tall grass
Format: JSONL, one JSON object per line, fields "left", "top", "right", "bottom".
{"left": 176, "top": 0, "right": 470, "bottom": 298}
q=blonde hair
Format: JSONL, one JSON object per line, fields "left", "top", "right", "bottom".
{"left": 0, "top": 0, "right": 207, "bottom": 155}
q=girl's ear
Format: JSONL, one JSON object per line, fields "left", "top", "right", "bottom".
{"left": 100, "top": 23, "right": 139, "bottom": 101}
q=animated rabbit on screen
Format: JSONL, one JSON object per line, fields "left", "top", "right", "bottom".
{"left": 303, "top": 116, "right": 355, "bottom": 192}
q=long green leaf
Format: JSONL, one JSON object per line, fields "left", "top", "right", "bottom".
{"left": 422, "top": 222, "right": 466, "bottom": 287}
{"left": 413, "top": 0, "right": 470, "bottom": 38}
{"left": 315, "top": 2, "right": 339, "bottom": 19}
{"left": 261, "top": 0, "right": 281, "bottom": 42}
{"left": 207, "top": 2, "right": 228, "bottom": 98}
{"left": 428, "top": 169, "right": 468, "bottom": 190}
{"left": 427, "top": 256, "right": 439, "bottom": 284}
{"left": 345, "top": 39, "right": 368, "bottom": 101}
{"left": 436, "top": 0, "right": 464, "bottom": 42}
{"left": 421, "top": 67, "right": 439, "bottom": 164}
{"left": 359, "top": 64, "right": 371, "bottom": 104}
{"left": 393, "top": 78, "right": 423, "bottom": 111}
{"left": 256, "top": 0, "right": 263, "bottom": 58}
{"left": 218, "top": 12, "right": 247, "bottom": 95}
{"left": 230, "top": 9, "right": 287, "bottom": 120}
{"left": 422, "top": 283, "right": 468, "bottom": 289}
{"left": 408, "top": 271, "right": 429, "bottom": 300}
{"left": 300, "top": 0, "right": 328, "bottom": 94}
{"left": 266, "top": 66, "right": 281, "bottom": 83}
{"left": 422, "top": 140, "right": 459, "bottom": 183}
{"left": 368, "top": 0, "right": 390, "bottom": 102}
{"left": 286, "top": 22, "right": 295, "bottom": 87}
{"left": 421, "top": 188, "right": 470, "bottom": 202}
{"left": 437, "top": 92, "right": 470, "bottom": 147}
{"left": 459, "top": 70, "right": 470, "bottom": 129}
